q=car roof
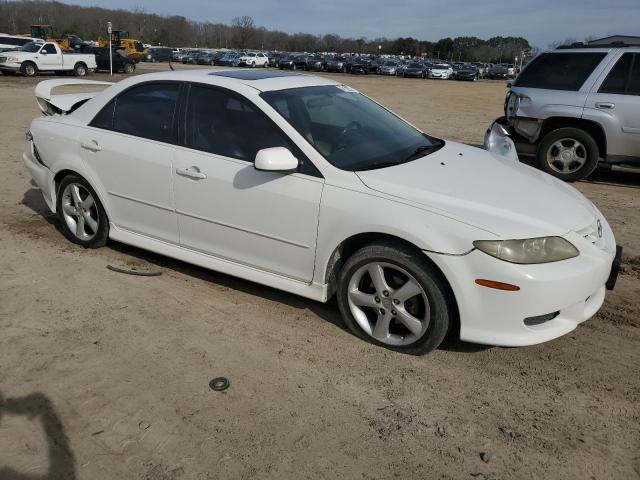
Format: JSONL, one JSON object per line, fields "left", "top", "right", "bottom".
{"left": 120, "top": 69, "right": 339, "bottom": 92}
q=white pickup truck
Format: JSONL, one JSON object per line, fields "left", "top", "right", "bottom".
{"left": 0, "top": 40, "right": 96, "bottom": 77}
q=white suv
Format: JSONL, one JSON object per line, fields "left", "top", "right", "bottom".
{"left": 238, "top": 52, "right": 269, "bottom": 68}
{"left": 487, "top": 44, "right": 640, "bottom": 181}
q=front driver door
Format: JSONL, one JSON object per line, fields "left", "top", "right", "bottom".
{"left": 172, "top": 84, "right": 324, "bottom": 282}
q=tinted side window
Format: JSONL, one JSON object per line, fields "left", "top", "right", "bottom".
{"left": 599, "top": 53, "right": 632, "bottom": 94}
{"left": 42, "top": 43, "right": 57, "bottom": 54}
{"left": 600, "top": 53, "right": 640, "bottom": 95}
{"left": 514, "top": 52, "right": 606, "bottom": 91}
{"left": 628, "top": 54, "right": 640, "bottom": 95}
{"left": 112, "top": 83, "right": 179, "bottom": 142}
{"left": 186, "top": 85, "right": 290, "bottom": 161}
{"left": 90, "top": 99, "right": 116, "bottom": 129}
{"left": 185, "top": 85, "right": 320, "bottom": 176}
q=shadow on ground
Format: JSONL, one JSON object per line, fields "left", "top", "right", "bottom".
{"left": 0, "top": 392, "right": 76, "bottom": 480}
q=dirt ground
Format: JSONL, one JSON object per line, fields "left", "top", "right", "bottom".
{"left": 0, "top": 63, "right": 638, "bottom": 480}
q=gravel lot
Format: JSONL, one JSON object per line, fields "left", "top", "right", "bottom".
{"left": 1, "top": 63, "right": 639, "bottom": 480}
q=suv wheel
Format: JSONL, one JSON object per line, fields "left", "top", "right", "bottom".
{"left": 124, "top": 63, "right": 135, "bottom": 74}
{"left": 537, "top": 127, "right": 599, "bottom": 181}
{"left": 337, "top": 242, "right": 452, "bottom": 355}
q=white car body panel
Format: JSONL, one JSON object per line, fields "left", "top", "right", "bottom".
{"left": 23, "top": 70, "right": 618, "bottom": 347}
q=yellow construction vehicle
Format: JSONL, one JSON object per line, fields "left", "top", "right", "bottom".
{"left": 29, "top": 25, "right": 82, "bottom": 51}
{"left": 98, "top": 30, "right": 147, "bottom": 62}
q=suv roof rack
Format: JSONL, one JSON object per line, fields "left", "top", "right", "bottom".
{"left": 556, "top": 41, "right": 637, "bottom": 49}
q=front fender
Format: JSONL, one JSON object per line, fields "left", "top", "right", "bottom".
{"left": 313, "top": 184, "right": 486, "bottom": 285}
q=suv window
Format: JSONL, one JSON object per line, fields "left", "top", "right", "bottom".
{"left": 42, "top": 43, "right": 57, "bottom": 54}
{"left": 92, "top": 83, "right": 179, "bottom": 142}
{"left": 599, "top": 53, "right": 640, "bottom": 95}
{"left": 513, "top": 52, "right": 607, "bottom": 91}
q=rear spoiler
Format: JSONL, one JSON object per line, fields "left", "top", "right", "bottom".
{"left": 34, "top": 79, "right": 114, "bottom": 116}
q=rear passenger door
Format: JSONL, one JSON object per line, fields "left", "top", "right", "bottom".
{"left": 80, "top": 82, "right": 180, "bottom": 243}
{"left": 172, "top": 84, "right": 324, "bottom": 282}
{"left": 585, "top": 52, "right": 640, "bottom": 161}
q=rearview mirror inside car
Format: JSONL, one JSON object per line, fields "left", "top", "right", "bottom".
{"left": 254, "top": 147, "right": 299, "bottom": 173}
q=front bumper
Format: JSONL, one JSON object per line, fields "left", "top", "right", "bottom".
{"left": 429, "top": 222, "right": 617, "bottom": 347}
{"left": 0, "top": 62, "right": 21, "bottom": 73}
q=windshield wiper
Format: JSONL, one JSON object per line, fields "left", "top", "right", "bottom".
{"left": 404, "top": 143, "right": 440, "bottom": 162}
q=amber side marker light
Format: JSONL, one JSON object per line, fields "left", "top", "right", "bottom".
{"left": 475, "top": 279, "right": 520, "bottom": 291}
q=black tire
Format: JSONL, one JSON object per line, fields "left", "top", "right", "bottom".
{"left": 56, "top": 174, "right": 109, "bottom": 248}
{"left": 536, "top": 127, "right": 599, "bottom": 182}
{"left": 336, "top": 241, "right": 452, "bottom": 355}
{"left": 124, "top": 63, "right": 135, "bottom": 74}
{"left": 21, "top": 61, "right": 37, "bottom": 77}
{"left": 73, "top": 62, "right": 87, "bottom": 77}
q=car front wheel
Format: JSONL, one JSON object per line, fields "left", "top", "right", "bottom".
{"left": 56, "top": 175, "right": 109, "bottom": 248}
{"left": 337, "top": 242, "right": 452, "bottom": 355}
{"left": 536, "top": 127, "right": 599, "bottom": 181}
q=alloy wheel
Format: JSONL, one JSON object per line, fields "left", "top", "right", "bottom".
{"left": 61, "top": 183, "right": 100, "bottom": 241}
{"left": 347, "top": 262, "right": 430, "bottom": 346}
{"left": 546, "top": 138, "right": 587, "bottom": 174}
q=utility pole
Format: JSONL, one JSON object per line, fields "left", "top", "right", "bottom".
{"left": 107, "top": 21, "right": 113, "bottom": 76}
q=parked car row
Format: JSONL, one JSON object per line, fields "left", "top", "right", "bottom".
{"left": 170, "top": 47, "right": 517, "bottom": 82}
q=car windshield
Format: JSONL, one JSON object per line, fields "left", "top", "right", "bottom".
{"left": 20, "top": 42, "right": 42, "bottom": 52}
{"left": 408, "top": 63, "right": 422, "bottom": 68}
{"left": 383, "top": 62, "right": 397, "bottom": 66}
{"left": 433, "top": 64, "right": 449, "bottom": 69}
{"left": 262, "top": 85, "right": 443, "bottom": 171}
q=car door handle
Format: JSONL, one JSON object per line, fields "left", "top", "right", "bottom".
{"left": 81, "top": 140, "right": 102, "bottom": 152}
{"left": 176, "top": 166, "right": 207, "bottom": 180}
{"left": 595, "top": 102, "right": 615, "bottom": 109}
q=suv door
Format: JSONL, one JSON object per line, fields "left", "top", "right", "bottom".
{"left": 79, "top": 82, "right": 181, "bottom": 243}
{"left": 584, "top": 51, "right": 640, "bottom": 163}
{"left": 172, "top": 84, "right": 324, "bottom": 282}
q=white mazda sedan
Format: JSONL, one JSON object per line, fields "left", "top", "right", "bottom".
{"left": 23, "top": 70, "right": 621, "bottom": 355}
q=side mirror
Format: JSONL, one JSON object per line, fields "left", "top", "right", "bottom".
{"left": 40, "top": 50, "right": 47, "bottom": 55}
{"left": 254, "top": 147, "right": 299, "bottom": 173}
{"left": 506, "top": 82, "right": 512, "bottom": 88}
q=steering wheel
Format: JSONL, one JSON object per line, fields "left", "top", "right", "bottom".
{"left": 331, "top": 121, "right": 362, "bottom": 154}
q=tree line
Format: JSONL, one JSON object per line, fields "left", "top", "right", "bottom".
{"left": 0, "top": 1, "right": 532, "bottom": 62}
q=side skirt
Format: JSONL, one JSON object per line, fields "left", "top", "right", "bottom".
{"left": 108, "top": 224, "right": 329, "bottom": 302}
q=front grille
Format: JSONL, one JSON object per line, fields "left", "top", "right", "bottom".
{"left": 0, "top": 57, "right": 7, "bottom": 63}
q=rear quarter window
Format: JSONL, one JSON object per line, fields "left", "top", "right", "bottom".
{"left": 513, "top": 52, "right": 607, "bottom": 91}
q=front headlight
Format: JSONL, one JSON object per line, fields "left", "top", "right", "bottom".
{"left": 473, "top": 237, "right": 579, "bottom": 264}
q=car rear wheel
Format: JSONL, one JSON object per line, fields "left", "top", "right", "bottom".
{"left": 56, "top": 175, "right": 109, "bottom": 248}
{"left": 124, "top": 63, "right": 135, "bottom": 74}
{"left": 537, "top": 128, "right": 599, "bottom": 182}
{"left": 337, "top": 242, "right": 452, "bottom": 355}
{"left": 73, "top": 62, "right": 87, "bottom": 77}
{"left": 21, "top": 62, "right": 37, "bottom": 77}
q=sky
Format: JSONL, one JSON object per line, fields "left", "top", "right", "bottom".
{"left": 60, "top": 0, "right": 639, "bottom": 48}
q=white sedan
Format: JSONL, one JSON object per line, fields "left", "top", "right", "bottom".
{"left": 23, "top": 70, "right": 621, "bottom": 355}
{"left": 428, "top": 63, "right": 453, "bottom": 79}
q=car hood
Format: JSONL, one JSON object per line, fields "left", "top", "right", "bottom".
{"left": 355, "top": 142, "right": 596, "bottom": 239}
